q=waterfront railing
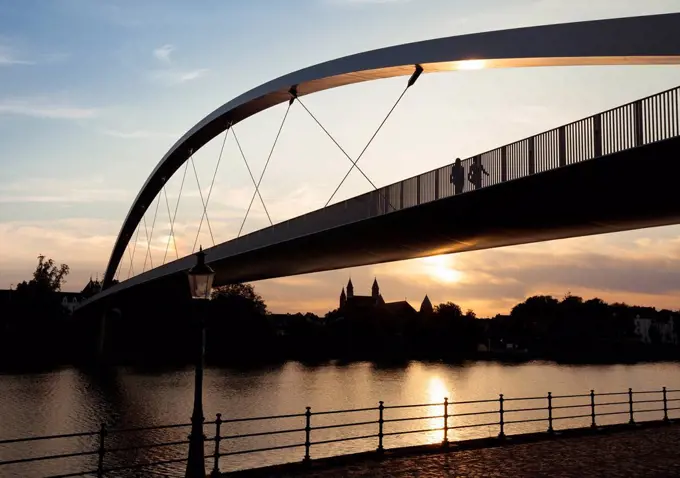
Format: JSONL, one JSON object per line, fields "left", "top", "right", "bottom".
{"left": 1, "top": 386, "right": 679, "bottom": 477}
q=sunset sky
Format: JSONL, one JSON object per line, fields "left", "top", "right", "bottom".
{"left": 1, "top": 0, "right": 680, "bottom": 317}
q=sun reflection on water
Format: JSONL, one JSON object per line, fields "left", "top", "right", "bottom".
{"left": 424, "top": 376, "right": 450, "bottom": 444}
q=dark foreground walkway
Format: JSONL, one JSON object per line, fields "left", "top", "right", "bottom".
{"left": 231, "top": 423, "right": 680, "bottom": 478}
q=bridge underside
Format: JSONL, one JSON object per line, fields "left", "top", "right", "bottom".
{"left": 212, "top": 136, "right": 680, "bottom": 283}
{"left": 90, "top": 136, "right": 680, "bottom": 309}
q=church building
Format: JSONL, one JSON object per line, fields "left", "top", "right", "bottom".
{"left": 338, "top": 278, "right": 432, "bottom": 315}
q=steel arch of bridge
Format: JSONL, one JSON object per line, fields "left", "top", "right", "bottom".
{"left": 103, "top": 12, "right": 680, "bottom": 290}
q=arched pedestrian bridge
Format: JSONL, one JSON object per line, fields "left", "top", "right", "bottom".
{"left": 87, "top": 13, "right": 680, "bottom": 308}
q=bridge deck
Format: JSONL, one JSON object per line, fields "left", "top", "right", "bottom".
{"left": 89, "top": 85, "right": 680, "bottom": 309}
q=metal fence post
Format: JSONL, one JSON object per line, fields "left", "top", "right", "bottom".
{"left": 443, "top": 397, "right": 449, "bottom": 447}
{"left": 547, "top": 392, "right": 554, "bottom": 434}
{"left": 501, "top": 146, "right": 508, "bottom": 182}
{"left": 399, "top": 182, "right": 404, "bottom": 210}
{"left": 633, "top": 100, "right": 644, "bottom": 146}
{"left": 377, "top": 401, "right": 385, "bottom": 453}
{"left": 593, "top": 113, "right": 602, "bottom": 157}
{"left": 416, "top": 176, "right": 421, "bottom": 205}
{"left": 303, "top": 407, "right": 312, "bottom": 462}
{"left": 628, "top": 388, "right": 635, "bottom": 425}
{"left": 663, "top": 387, "right": 669, "bottom": 423}
{"left": 558, "top": 126, "right": 566, "bottom": 167}
{"left": 498, "top": 394, "right": 505, "bottom": 439}
{"left": 210, "top": 413, "right": 222, "bottom": 478}
{"left": 434, "top": 169, "right": 440, "bottom": 200}
{"left": 590, "top": 390, "right": 597, "bottom": 428}
{"left": 528, "top": 137, "right": 535, "bottom": 175}
{"left": 97, "top": 423, "right": 106, "bottom": 478}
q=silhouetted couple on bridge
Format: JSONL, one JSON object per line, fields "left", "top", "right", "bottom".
{"left": 450, "top": 157, "right": 488, "bottom": 194}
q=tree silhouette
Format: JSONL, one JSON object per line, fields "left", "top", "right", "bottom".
{"left": 211, "top": 283, "right": 267, "bottom": 316}
{"left": 511, "top": 295, "right": 560, "bottom": 320}
{"left": 2, "top": 255, "right": 72, "bottom": 366}
{"left": 434, "top": 301, "right": 463, "bottom": 319}
{"left": 16, "top": 254, "right": 70, "bottom": 294}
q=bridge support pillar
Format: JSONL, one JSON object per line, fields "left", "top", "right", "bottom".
{"left": 97, "top": 312, "right": 107, "bottom": 360}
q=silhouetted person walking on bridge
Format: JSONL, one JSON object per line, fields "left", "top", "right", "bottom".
{"left": 450, "top": 158, "right": 465, "bottom": 195}
{"left": 468, "top": 157, "right": 489, "bottom": 190}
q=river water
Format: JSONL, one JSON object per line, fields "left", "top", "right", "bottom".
{"left": 1, "top": 360, "right": 679, "bottom": 477}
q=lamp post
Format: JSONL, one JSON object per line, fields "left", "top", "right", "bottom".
{"left": 186, "top": 247, "right": 215, "bottom": 478}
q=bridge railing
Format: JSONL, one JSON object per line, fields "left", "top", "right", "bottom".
{"left": 389, "top": 84, "right": 680, "bottom": 210}
{"left": 215, "top": 85, "right": 679, "bottom": 265}
{"left": 2, "top": 386, "right": 679, "bottom": 476}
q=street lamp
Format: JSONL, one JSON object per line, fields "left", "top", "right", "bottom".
{"left": 186, "top": 247, "right": 215, "bottom": 478}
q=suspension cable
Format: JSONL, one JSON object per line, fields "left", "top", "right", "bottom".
{"left": 293, "top": 96, "right": 380, "bottom": 191}
{"left": 161, "top": 186, "right": 177, "bottom": 264}
{"left": 325, "top": 85, "right": 410, "bottom": 206}
{"left": 141, "top": 215, "right": 154, "bottom": 272}
{"left": 115, "top": 252, "right": 124, "bottom": 282}
{"left": 127, "top": 224, "right": 141, "bottom": 279}
{"left": 292, "top": 65, "right": 423, "bottom": 211}
{"left": 238, "top": 102, "right": 291, "bottom": 237}
{"left": 126, "top": 243, "right": 135, "bottom": 279}
{"left": 193, "top": 128, "right": 230, "bottom": 254}
{"left": 231, "top": 126, "right": 272, "bottom": 225}
{"left": 293, "top": 95, "right": 396, "bottom": 212}
{"left": 163, "top": 160, "right": 190, "bottom": 264}
{"left": 190, "top": 156, "right": 216, "bottom": 247}
{"left": 142, "top": 193, "right": 161, "bottom": 273}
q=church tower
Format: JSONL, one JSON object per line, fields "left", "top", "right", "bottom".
{"left": 420, "top": 295, "right": 433, "bottom": 314}
{"left": 372, "top": 278, "right": 380, "bottom": 299}
{"left": 340, "top": 287, "right": 347, "bottom": 309}
{"left": 346, "top": 278, "right": 354, "bottom": 298}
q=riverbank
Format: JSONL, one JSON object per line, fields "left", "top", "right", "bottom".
{"left": 2, "top": 353, "right": 680, "bottom": 376}
{"left": 225, "top": 421, "right": 680, "bottom": 477}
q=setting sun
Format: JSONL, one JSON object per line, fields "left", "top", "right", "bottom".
{"left": 422, "top": 256, "right": 464, "bottom": 284}
{"left": 457, "top": 59, "right": 487, "bottom": 70}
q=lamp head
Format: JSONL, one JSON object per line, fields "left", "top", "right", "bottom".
{"left": 187, "top": 246, "right": 215, "bottom": 300}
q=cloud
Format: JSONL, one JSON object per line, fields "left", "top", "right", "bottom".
{"left": 147, "top": 43, "right": 208, "bottom": 86}
{"left": 153, "top": 44, "right": 175, "bottom": 63}
{"left": 148, "top": 68, "right": 209, "bottom": 86}
{"left": 0, "top": 217, "right": 120, "bottom": 289}
{"left": 0, "top": 98, "right": 98, "bottom": 120}
{"left": 0, "top": 45, "right": 33, "bottom": 66}
{"left": 0, "top": 43, "right": 67, "bottom": 66}
{"left": 100, "top": 128, "right": 178, "bottom": 140}
{"left": 0, "top": 177, "right": 133, "bottom": 204}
